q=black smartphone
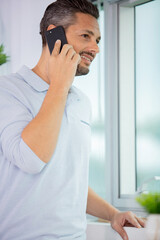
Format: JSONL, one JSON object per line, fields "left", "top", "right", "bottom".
{"left": 45, "top": 26, "right": 68, "bottom": 55}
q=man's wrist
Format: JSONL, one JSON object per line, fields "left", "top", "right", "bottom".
{"left": 109, "top": 208, "right": 120, "bottom": 221}
{"left": 49, "top": 83, "right": 69, "bottom": 98}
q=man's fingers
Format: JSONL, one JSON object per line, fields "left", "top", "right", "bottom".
{"left": 52, "top": 39, "right": 61, "bottom": 56}
{"left": 112, "top": 223, "right": 128, "bottom": 240}
{"left": 73, "top": 53, "right": 81, "bottom": 65}
{"left": 136, "top": 216, "right": 145, "bottom": 228}
{"left": 66, "top": 48, "right": 76, "bottom": 60}
{"left": 61, "top": 44, "right": 73, "bottom": 56}
{"left": 126, "top": 212, "right": 142, "bottom": 228}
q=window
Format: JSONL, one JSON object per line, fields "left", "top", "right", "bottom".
{"left": 135, "top": 0, "right": 160, "bottom": 191}
{"left": 106, "top": 0, "right": 160, "bottom": 213}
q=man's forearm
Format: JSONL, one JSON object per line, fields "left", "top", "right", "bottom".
{"left": 86, "top": 187, "right": 119, "bottom": 221}
{"left": 21, "top": 85, "right": 68, "bottom": 163}
{"left": 21, "top": 41, "right": 80, "bottom": 164}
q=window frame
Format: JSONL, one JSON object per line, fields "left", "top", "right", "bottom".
{"left": 104, "top": 0, "right": 154, "bottom": 216}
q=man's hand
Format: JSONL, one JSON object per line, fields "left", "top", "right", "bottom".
{"left": 111, "top": 211, "right": 145, "bottom": 240}
{"left": 47, "top": 39, "right": 81, "bottom": 94}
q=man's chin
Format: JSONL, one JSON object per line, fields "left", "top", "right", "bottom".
{"left": 75, "top": 64, "right": 89, "bottom": 76}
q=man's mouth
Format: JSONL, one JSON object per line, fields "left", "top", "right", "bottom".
{"left": 81, "top": 55, "right": 92, "bottom": 62}
{"left": 80, "top": 52, "right": 95, "bottom": 64}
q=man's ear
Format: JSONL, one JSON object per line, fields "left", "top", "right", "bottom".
{"left": 47, "top": 24, "right": 56, "bottom": 31}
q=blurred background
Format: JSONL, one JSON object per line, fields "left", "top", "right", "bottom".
{"left": 0, "top": 0, "right": 160, "bottom": 217}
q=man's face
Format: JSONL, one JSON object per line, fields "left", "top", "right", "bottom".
{"left": 65, "top": 12, "right": 101, "bottom": 76}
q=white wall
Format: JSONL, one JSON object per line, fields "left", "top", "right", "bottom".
{"left": 0, "top": 0, "right": 55, "bottom": 74}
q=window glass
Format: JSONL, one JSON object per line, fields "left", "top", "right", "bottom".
{"left": 135, "top": 0, "right": 160, "bottom": 188}
{"left": 119, "top": 6, "right": 136, "bottom": 195}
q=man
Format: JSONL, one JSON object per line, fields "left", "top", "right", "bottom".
{"left": 0, "top": 0, "right": 144, "bottom": 239}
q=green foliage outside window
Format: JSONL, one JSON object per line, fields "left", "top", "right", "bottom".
{"left": 0, "top": 44, "right": 9, "bottom": 66}
{"left": 136, "top": 193, "right": 160, "bottom": 214}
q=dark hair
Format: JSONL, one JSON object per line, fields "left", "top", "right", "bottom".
{"left": 40, "top": 0, "right": 99, "bottom": 47}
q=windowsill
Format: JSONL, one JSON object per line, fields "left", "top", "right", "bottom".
{"left": 86, "top": 222, "right": 147, "bottom": 240}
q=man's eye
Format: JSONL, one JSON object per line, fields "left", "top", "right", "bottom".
{"left": 82, "top": 34, "right": 89, "bottom": 39}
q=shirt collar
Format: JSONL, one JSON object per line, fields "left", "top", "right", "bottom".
{"left": 17, "top": 65, "right": 49, "bottom": 92}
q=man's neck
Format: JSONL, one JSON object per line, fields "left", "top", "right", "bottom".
{"left": 32, "top": 48, "right": 50, "bottom": 84}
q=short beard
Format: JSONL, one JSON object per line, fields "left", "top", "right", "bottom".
{"left": 75, "top": 51, "right": 95, "bottom": 76}
{"left": 75, "top": 64, "right": 89, "bottom": 76}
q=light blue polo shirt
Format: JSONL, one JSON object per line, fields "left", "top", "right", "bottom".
{"left": 0, "top": 65, "right": 92, "bottom": 240}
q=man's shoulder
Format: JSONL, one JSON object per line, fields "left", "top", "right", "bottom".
{"left": 0, "top": 71, "right": 21, "bottom": 86}
{"left": 0, "top": 71, "right": 29, "bottom": 105}
{"left": 0, "top": 69, "right": 27, "bottom": 93}
{"left": 0, "top": 73, "right": 15, "bottom": 90}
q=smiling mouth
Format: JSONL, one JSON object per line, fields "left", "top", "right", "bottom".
{"left": 80, "top": 52, "right": 95, "bottom": 64}
{"left": 81, "top": 55, "right": 92, "bottom": 63}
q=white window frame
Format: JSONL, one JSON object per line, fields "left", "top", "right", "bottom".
{"left": 104, "top": 0, "right": 154, "bottom": 216}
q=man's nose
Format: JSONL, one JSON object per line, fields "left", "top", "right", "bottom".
{"left": 89, "top": 40, "right": 100, "bottom": 54}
